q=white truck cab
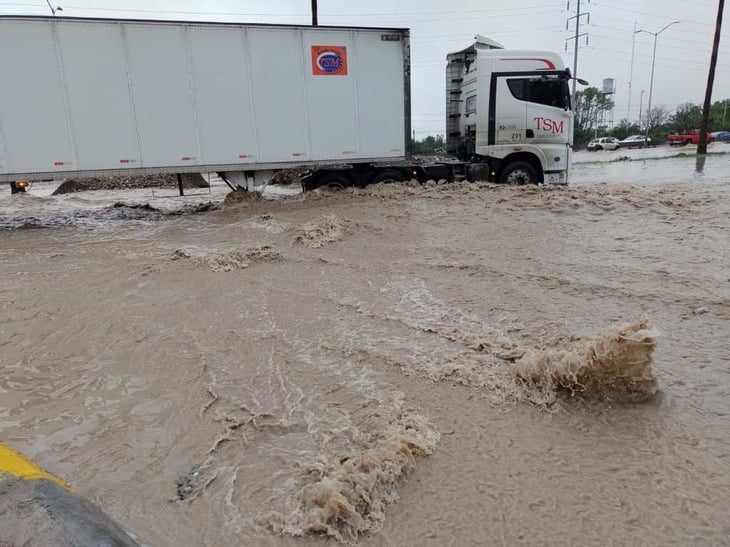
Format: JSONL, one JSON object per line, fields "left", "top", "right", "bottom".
{"left": 446, "top": 36, "right": 574, "bottom": 184}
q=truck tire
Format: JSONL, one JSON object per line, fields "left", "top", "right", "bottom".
{"left": 499, "top": 161, "right": 538, "bottom": 185}
{"left": 369, "top": 169, "right": 403, "bottom": 186}
{"left": 318, "top": 172, "right": 353, "bottom": 191}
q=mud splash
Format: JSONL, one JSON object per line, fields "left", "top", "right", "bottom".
{"left": 512, "top": 320, "right": 658, "bottom": 403}
{"left": 171, "top": 245, "right": 283, "bottom": 272}
{"left": 52, "top": 173, "right": 209, "bottom": 195}
{"left": 0, "top": 200, "right": 219, "bottom": 230}
{"left": 258, "top": 406, "right": 439, "bottom": 544}
{"left": 333, "top": 295, "right": 659, "bottom": 406}
{"left": 223, "top": 189, "right": 263, "bottom": 207}
{"left": 294, "top": 214, "right": 348, "bottom": 248}
{"left": 327, "top": 180, "right": 710, "bottom": 215}
{"left": 338, "top": 283, "right": 660, "bottom": 405}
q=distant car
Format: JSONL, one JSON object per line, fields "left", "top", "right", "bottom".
{"left": 619, "top": 135, "right": 652, "bottom": 148}
{"left": 586, "top": 137, "right": 621, "bottom": 151}
{"left": 667, "top": 129, "right": 713, "bottom": 146}
{"left": 710, "top": 131, "right": 730, "bottom": 141}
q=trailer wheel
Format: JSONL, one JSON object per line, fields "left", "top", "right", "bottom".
{"left": 369, "top": 169, "right": 403, "bottom": 186}
{"left": 498, "top": 161, "right": 538, "bottom": 185}
{"left": 318, "top": 172, "right": 353, "bottom": 192}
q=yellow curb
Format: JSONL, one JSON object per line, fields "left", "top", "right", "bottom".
{"left": 0, "top": 443, "right": 67, "bottom": 487}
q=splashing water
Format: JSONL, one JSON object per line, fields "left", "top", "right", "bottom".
{"left": 511, "top": 321, "right": 659, "bottom": 403}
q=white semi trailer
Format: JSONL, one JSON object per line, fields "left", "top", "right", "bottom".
{"left": 0, "top": 17, "right": 579, "bottom": 193}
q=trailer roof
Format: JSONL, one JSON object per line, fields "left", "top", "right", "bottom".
{"left": 0, "top": 14, "right": 409, "bottom": 33}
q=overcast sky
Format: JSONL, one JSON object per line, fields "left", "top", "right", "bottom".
{"left": 2, "top": 0, "right": 727, "bottom": 137}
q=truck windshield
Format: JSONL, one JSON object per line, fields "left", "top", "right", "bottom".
{"left": 507, "top": 77, "right": 570, "bottom": 110}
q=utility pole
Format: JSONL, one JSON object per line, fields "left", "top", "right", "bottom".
{"left": 627, "top": 22, "right": 637, "bottom": 123}
{"left": 311, "top": 0, "right": 318, "bottom": 26}
{"left": 698, "top": 0, "right": 724, "bottom": 154}
{"left": 566, "top": 0, "right": 590, "bottom": 98}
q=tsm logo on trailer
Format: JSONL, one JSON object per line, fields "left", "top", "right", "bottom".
{"left": 311, "top": 46, "right": 348, "bottom": 75}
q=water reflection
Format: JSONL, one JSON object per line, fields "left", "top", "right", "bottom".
{"left": 571, "top": 147, "right": 730, "bottom": 186}
{"left": 695, "top": 154, "right": 706, "bottom": 175}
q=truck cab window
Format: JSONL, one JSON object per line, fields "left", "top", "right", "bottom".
{"left": 507, "top": 77, "right": 567, "bottom": 109}
{"left": 507, "top": 79, "right": 527, "bottom": 101}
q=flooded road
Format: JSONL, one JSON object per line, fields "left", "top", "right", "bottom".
{"left": 1, "top": 151, "right": 729, "bottom": 546}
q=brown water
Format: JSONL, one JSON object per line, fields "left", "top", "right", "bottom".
{"left": 1, "top": 178, "right": 729, "bottom": 546}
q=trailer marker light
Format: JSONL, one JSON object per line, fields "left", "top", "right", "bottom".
{"left": 119, "top": 159, "right": 136, "bottom": 164}
{"left": 292, "top": 153, "right": 304, "bottom": 157}
{"left": 16, "top": 180, "right": 29, "bottom": 189}
{"left": 238, "top": 154, "right": 249, "bottom": 159}
{"left": 53, "top": 162, "right": 65, "bottom": 166}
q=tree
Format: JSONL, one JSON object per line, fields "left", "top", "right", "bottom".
{"left": 573, "top": 87, "right": 614, "bottom": 146}
{"left": 610, "top": 119, "right": 641, "bottom": 140}
{"left": 411, "top": 135, "right": 445, "bottom": 154}
{"left": 644, "top": 105, "right": 671, "bottom": 132}
{"left": 710, "top": 99, "right": 730, "bottom": 129}
{"left": 671, "top": 103, "right": 703, "bottom": 131}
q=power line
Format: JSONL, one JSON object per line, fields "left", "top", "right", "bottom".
{"left": 590, "top": 26, "right": 729, "bottom": 50}
{"left": 6, "top": 3, "right": 564, "bottom": 19}
{"left": 595, "top": 1, "right": 717, "bottom": 28}
{"left": 567, "top": 0, "right": 591, "bottom": 96}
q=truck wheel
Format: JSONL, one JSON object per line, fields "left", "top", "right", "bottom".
{"left": 318, "top": 172, "right": 352, "bottom": 191}
{"left": 596, "top": 145, "right": 603, "bottom": 151}
{"left": 499, "top": 162, "right": 538, "bottom": 185}
{"left": 369, "top": 169, "right": 403, "bottom": 186}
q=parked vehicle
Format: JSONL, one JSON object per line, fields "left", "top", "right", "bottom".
{"left": 710, "top": 131, "right": 730, "bottom": 142}
{"left": 619, "top": 135, "right": 652, "bottom": 148}
{"left": 667, "top": 129, "right": 714, "bottom": 146}
{"left": 587, "top": 137, "right": 621, "bottom": 151}
{"left": 0, "top": 17, "right": 580, "bottom": 193}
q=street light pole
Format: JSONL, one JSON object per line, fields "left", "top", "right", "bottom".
{"left": 636, "top": 21, "right": 679, "bottom": 146}
{"left": 639, "top": 89, "right": 645, "bottom": 128}
{"left": 45, "top": 0, "right": 62, "bottom": 15}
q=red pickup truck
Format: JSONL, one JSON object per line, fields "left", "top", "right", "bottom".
{"left": 667, "top": 129, "right": 715, "bottom": 146}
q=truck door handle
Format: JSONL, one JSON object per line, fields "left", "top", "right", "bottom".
{"left": 526, "top": 129, "right": 534, "bottom": 138}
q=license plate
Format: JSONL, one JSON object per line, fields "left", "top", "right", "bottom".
{"left": 544, "top": 172, "right": 567, "bottom": 185}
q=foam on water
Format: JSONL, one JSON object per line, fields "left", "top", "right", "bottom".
{"left": 512, "top": 321, "right": 659, "bottom": 403}
{"left": 294, "top": 214, "right": 349, "bottom": 248}
{"left": 171, "top": 245, "right": 283, "bottom": 272}
{"left": 257, "top": 403, "right": 439, "bottom": 544}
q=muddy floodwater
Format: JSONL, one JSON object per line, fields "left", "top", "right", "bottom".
{"left": 1, "top": 151, "right": 729, "bottom": 546}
